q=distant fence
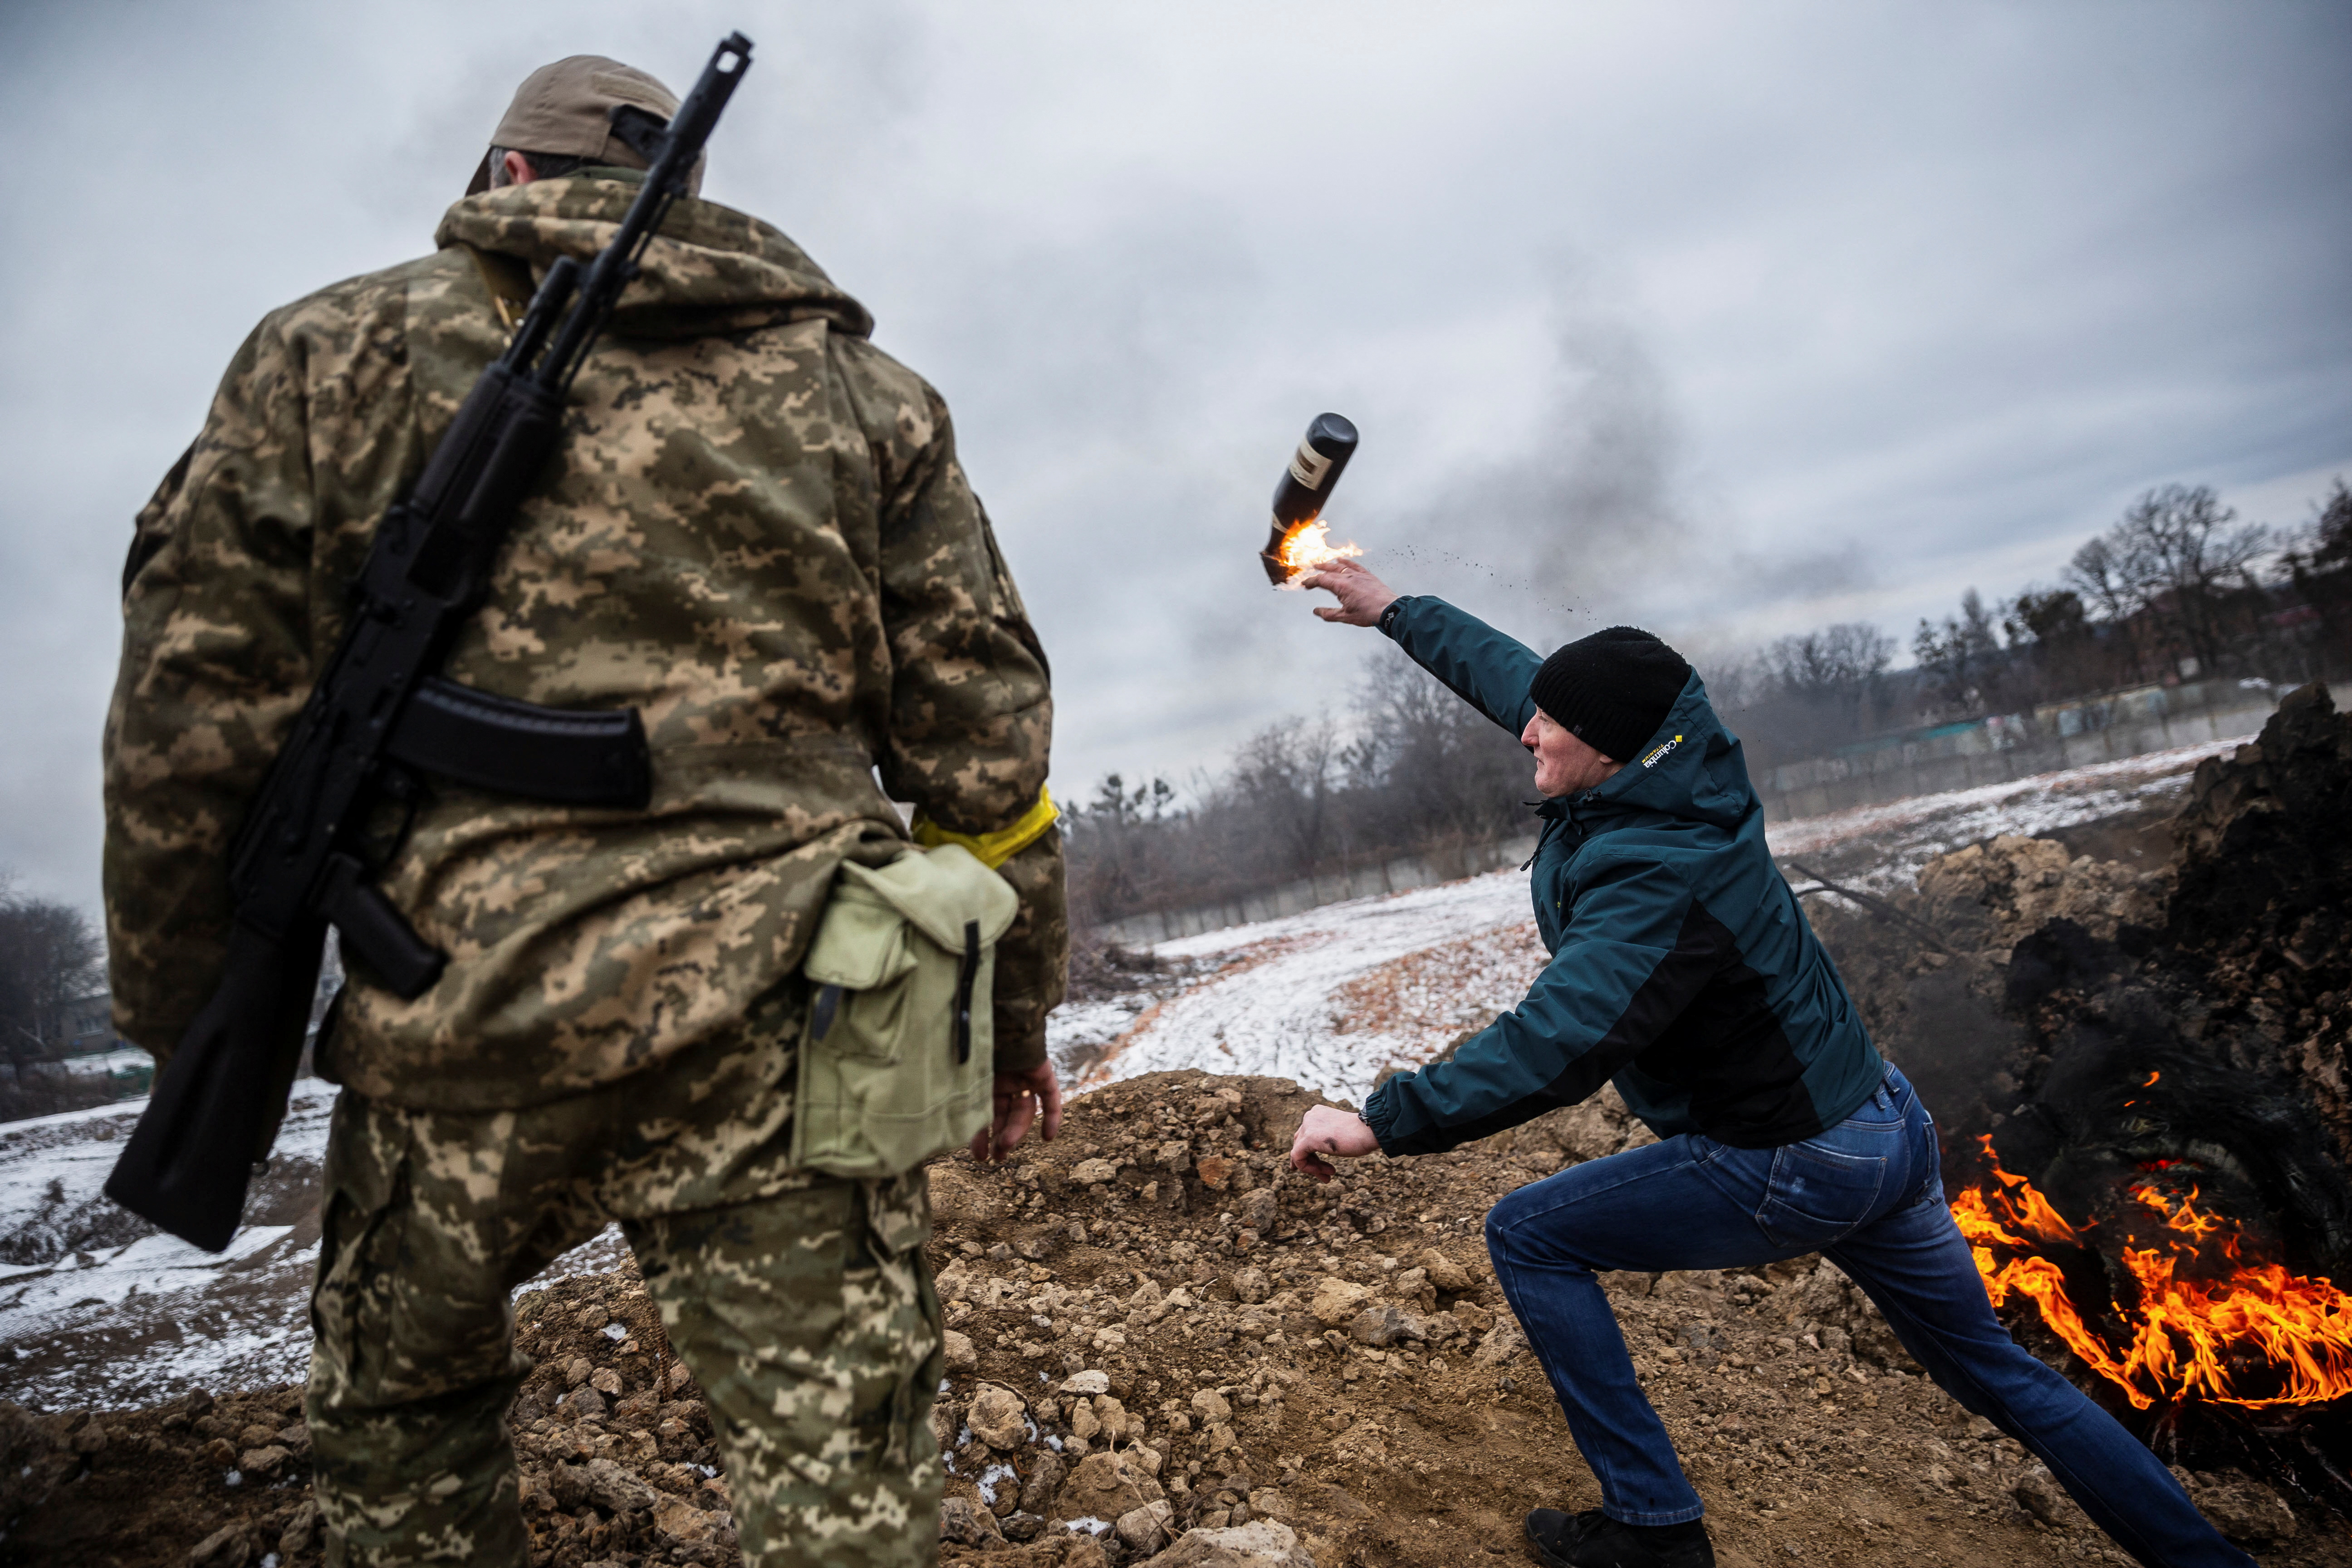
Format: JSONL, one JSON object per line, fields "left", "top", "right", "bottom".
{"left": 1087, "top": 677, "right": 2339, "bottom": 949}
{"left": 1755, "top": 677, "right": 2331, "bottom": 823}
{"left": 1090, "top": 833, "right": 1539, "bottom": 949}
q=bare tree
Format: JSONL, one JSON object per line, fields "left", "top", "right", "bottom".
{"left": 1763, "top": 622, "right": 1895, "bottom": 730}
{"left": 1354, "top": 654, "right": 1528, "bottom": 848}
{"left": 1702, "top": 622, "right": 1899, "bottom": 775}
{"left": 1995, "top": 586, "right": 2125, "bottom": 702}
{"left": 1913, "top": 588, "right": 2004, "bottom": 711}
{"left": 2316, "top": 481, "right": 2352, "bottom": 573}
{"left": 0, "top": 878, "right": 106, "bottom": 1083}
{"left": 2064, "top": 535, "right": 2155, "bottom": 685}
{"left": 2065, "top": 484, "right": 2270, "bottom": 677}
{"left": 1696, "top": 653, "right": 1769, "bottom": 715}
{"left": 1229, "top": 716, "right": 1349, "bottom": 878}
{"left": 2280, "top": 479, "right": 2352, "bottom": 679}
{"left": 2064, "top": 536, "right": 2135, "bottom": 625}
{"left": 1065, "top": 657, "right": 1536, "bottom": 928}
{"left": 1765, "top": 622, "right": 1896, "bottom": 696}
{"left": 1063, "top": 773, "right": 1181, "bottom": 924}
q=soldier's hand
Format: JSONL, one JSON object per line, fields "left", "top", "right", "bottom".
{"left": 1300, "top": 559, "right": 1399, "bottom": 627}
{"left": 972, "top": 1062, "right": 1063, "bottom": 1161}
{"left": 1289, "top": 1103, "right": 1379, "bottom": 1181}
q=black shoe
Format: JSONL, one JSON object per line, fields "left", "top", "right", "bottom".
{"left": 1524, "top": 1508, "right": 1715, "bottom": 1568}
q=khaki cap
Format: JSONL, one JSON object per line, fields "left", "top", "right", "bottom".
{"left": 466, "top": 55, "right": 696, "bottom": 195}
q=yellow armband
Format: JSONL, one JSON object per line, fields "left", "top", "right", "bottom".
{"left": 910, "top": 785, "right": 1059, "bottom": 870}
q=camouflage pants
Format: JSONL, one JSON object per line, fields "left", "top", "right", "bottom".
{"left": 304, "top": 980, "right": 944, "bottom": 1567}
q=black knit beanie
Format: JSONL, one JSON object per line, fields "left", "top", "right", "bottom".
{"left": 1527, "top": 626, "right": 1691, "bottom": 763}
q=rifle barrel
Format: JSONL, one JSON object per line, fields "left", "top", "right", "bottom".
{"left": 541, "top": 33, "right": 753, "bottom": 394}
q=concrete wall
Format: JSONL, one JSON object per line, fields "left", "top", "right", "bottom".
{"left": 1754, "top": 679, "right": 2326, "bottom": 824}
{"left": 1091, "top": 834, "right": 1539, "bottom": 950}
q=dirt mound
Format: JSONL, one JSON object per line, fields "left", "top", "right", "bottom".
{"left": 1916, "top": 686, "right": 2352, "bottom": 1510}
{"left": 1806, "top": 687, "right": 2352, "bottom": 1289}
{"left": 3, "top": 1385, "right": 318, "bottom": 1566}
{"left": 2169, "top": 687, "right": 2352, "bottom": 958}
{"left": 1981, "top": 688, "right": 2352, "bottom": 1220}
{"left": 2163, "top": 686, "right": 2352, "bottom": 1151}
{"left": 1798, "top": 686, "right": 2351, "bottom": 1179}
{"left": 1798, "top": 832, "right": 2172, "bottom": 1140}
{"left": 2, "top": 1267, "right": 730, "bottom": 1568}
{"left": 16, "top": 1065, "right": 2336, "bottom": 1567}
{"left": 1914, "top": 834, "right": 2169, "bottom": 946}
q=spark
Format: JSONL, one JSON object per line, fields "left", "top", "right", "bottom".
{"left": 1269, "top": 520, "right": 1364, "bottom": 588}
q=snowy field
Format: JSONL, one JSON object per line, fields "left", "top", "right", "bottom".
{"left": 4, "top": 735, "right": 2241, "bottom": 1411}
{"left": 54, "top": 1046, "right": 152, "bottom": 1080}
{"left": 1764, "top": 735, "right": 2248, "bottom": 892}
{"left": 0, "top": 1081, "right": 626, "bottom": 1409}
{"left": 1047, "top": 735, "right": 2251, "bottom": 1102}
{"left": 0, "top": 1084, "right": 333, "bottom": 1408}
{"left": 1060, "top": 870, "right": 1547, "bottom": 1106}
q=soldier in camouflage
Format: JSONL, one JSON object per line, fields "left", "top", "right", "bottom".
{"left": 102, "top": 55, "right": 1066, "bottom": 1568}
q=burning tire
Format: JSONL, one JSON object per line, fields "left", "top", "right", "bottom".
{"left": 1954, "top": 687, "right": 2352, "bottom": 1505}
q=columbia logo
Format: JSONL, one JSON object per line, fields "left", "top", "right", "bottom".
{"left": 1641, "top": 734, "right": 1684, "bottom": 769}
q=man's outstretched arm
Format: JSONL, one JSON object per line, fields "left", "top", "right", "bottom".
{"left": 1363, "top": 853, "right": 1724, "bottom": 1156}
{"left": 1301, "top": 560, "right": 1541, "bottom": 736}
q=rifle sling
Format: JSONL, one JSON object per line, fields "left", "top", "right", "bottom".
{"left": 385, "top": 675, "right": 652, "bottom": 809}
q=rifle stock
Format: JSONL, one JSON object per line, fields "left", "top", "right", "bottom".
{"left": 106, "top": 32, "right": 754, "bottom": 1251}
{"left": 103, "top": 924, "right": 323, "bottom": 1253}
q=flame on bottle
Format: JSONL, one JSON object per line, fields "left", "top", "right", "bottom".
{"left": 1952, "top": 1134, "right": 2352, "bottom": 1408}
{"left": 1269, "top": 519, "right": 1365, "bottom": 588}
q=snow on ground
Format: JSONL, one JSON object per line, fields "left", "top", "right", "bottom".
{"left": 1058, "top": 737, "right": 2238, "bottom": 1106}
{"left": 0, "top": 1080, "right": 628, "bottom": 1408}
{"left": 0, "top": 1083, "right": 335, "bottom": 1407}
{"left": 56, "top": 1046, "right": 152, "bottom": 1080}
{"left": 1058, "top": 869, "right": 1545, "bottom": 1107}
{"left": 1762, "top": 736, "right": 2244, "bottom": 892}
{"left": 0, "top": 1085, "right": 322, "bottom": 1270}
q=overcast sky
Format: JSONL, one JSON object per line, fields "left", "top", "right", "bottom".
{"left": 2, "top": 1, "right": 2347, "bottom": 916}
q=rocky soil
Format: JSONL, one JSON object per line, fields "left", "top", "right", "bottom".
{"left": 7, "top": 686, "right": 2350, "bottom": 1568}
{"left": 5, "top": 1064, "right": 2338, "bottom": 1566}
{"left": 2161, "top": 686, "right": 2352, "bottom": 1161}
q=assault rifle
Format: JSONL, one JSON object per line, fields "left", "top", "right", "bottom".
{"left": 106, "top": 33, "right": 756, "bottom": 1252}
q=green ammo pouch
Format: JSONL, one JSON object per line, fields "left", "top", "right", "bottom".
{"left": 791, "top": 843, "right": 1019, "bottom": 1178}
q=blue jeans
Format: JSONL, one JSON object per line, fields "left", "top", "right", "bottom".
{"left": 1483, "top": 1065, "right": 2252, "bottom": 1567}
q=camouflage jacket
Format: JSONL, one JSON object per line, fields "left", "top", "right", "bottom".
{"left": 104, "top": 172, "right": 1064, "bottom": 1111}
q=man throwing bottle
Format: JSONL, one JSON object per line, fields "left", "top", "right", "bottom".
{"left": 1285, "top": 559, "right": 2249, "bottom": 1568}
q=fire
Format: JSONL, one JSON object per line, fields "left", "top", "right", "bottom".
{"left": 2132, "top": 1183, "right": 2223, "bottom": 1241}
{"left": 1955, "top": 1135, "right": 2352, "bottom": 1408}
{"left": 1269, "top": 519, "right": 1364, "bottom": 587}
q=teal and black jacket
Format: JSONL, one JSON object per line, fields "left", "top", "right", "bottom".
{"left": 1359, "top": 598, "right": 1885, "bottom": 1156}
